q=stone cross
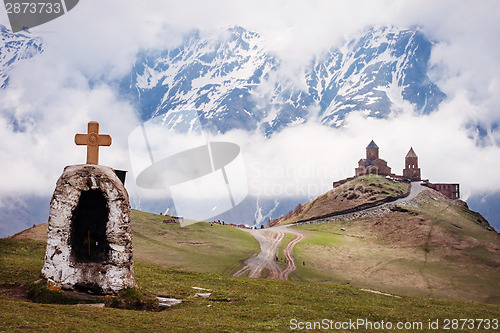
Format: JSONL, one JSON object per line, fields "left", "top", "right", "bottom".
{"left": 75, "top": 121, "right": 112, "bottom": 165}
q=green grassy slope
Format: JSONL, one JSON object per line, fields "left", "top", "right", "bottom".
{"left": 1, "top": 238, "right": 499, "bottom": 332}
{"left": 131, "top": 210, "right": 259, "bottom": 275}
{"left": 291, "top": 189, "right": 500, "bottom": 304}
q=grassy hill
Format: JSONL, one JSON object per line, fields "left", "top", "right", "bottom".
{"left": 271, "top": 175, "right": 409, "bottom": 225}
{"left": 260, "top": 175, "right": 500, "bottom": 304}
{"left": 2, "top": 181, "right": 500, "bottom": 330}
{"left": 130, "top": 210, "right": 259, "bottom": 275}
{"left": 8, "top": 180, "right": 499, "bottom": 305}
{"left": 1, "top": 238, "right": 500, "bottom": 332}
{"left": 289, "top": 187, "right": 500, "bottom": 304}
{"left": 10, "top": 210, "right": 260, "bottom": 276}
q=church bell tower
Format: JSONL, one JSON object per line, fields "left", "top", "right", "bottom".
{"left": 366, "top": 140, "right": 379, "bottom": 160}
{"left": 403, "top": 147, "right": 421, "bottom": 181}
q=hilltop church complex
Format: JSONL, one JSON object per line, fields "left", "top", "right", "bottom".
{"left": 352, "top": 140, "right": 459, "bottom": 199}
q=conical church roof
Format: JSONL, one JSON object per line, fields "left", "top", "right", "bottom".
{"left": 366, "top": 140, "right": 379, "bottom": 149}
{"left": 406, "top": 147, "right": 418, "bottom": 158}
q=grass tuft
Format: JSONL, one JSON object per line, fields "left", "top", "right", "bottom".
{"left": 27, "top": 281, "right": 79, "bottom": 305}
{"left": 105, "top": 288, "right": 161, "bottom": 311}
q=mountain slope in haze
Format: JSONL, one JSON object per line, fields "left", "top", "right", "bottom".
{"left": 121, "top": 25, "right": 445, "bottom": 135}
{"left": 0, "top": 25, "right": 43, "bottom": 88}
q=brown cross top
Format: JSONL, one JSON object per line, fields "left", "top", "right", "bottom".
{"left": 75, "top": 121, "right": 112, "bottom": 165}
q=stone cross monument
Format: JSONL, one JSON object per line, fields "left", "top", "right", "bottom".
{"left": 75, "top": 121, "right": 112, "bottom": 165}
{"left": 42, "top": 121, "right": 135, "bottom": 294}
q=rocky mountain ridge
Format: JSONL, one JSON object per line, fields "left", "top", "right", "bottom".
{"left": 120, "top": 25, "right": 445, "bottom": 135}
{"left": 0, "top": 25, "right": 43, "bottom": 88}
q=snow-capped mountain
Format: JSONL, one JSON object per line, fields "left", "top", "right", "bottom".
{"left": 121, "top": 26, "right": 279, "bottom": 133}
{"left": 0, "top": 25, "right": 43, "bottom": 88}
{"left": 307, "top": 26, "right": 445, "bottom": 127}
{"left": 0, "top": 24, "right": 445, "bottom": 134}
{"left": 121, "top": 25, "right": 445, "bottom": 135}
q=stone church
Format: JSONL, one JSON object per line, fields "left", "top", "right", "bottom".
{"left": 353, "top": 140, "right": 459, "bottom": 199}
{"left": 355, "top": 140, "right": 392, "bottom": 177}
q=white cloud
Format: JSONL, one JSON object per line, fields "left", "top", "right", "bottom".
{"left": 211, "top": 93, "right": 500, "bottom": 202}
{"left": 0, "top": 51, "right": 139, "bottom": 196}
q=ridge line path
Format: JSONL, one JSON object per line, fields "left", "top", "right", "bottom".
{"left": 297, "top": 181, "right": 426, "bottom": 224}
{"left": 395, "top": 181, "right": 425, "bottom": 203}
{"left": 233, "top": 182, "right": 424, "bottom": 281}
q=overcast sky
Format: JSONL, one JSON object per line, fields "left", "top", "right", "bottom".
{"left": 1, "top": 0, "right": 500, "bottom": 233}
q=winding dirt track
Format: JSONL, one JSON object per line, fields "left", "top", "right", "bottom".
{"left": 279, "top": 229, "right": 304, "bottom": 280}
{"left": 233, "top": 227, "right": 303, "bottom": 280}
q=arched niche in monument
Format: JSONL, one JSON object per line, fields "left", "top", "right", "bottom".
{"left": 70, "top": 188, "right": 110, "bottom": 262}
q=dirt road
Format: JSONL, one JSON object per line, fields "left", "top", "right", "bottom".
{"left": 395, "top": 181, "right": 425, "bottom": 203}
{"left": 233, "top": 227, "right": 304, "bottom": 280}
{"left": 278, "top": 227, "right": 304, "bottom": 280}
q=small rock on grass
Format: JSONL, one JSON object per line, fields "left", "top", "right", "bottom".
{"left": 157, "top": 297, "right": 182, "bottom": 307}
